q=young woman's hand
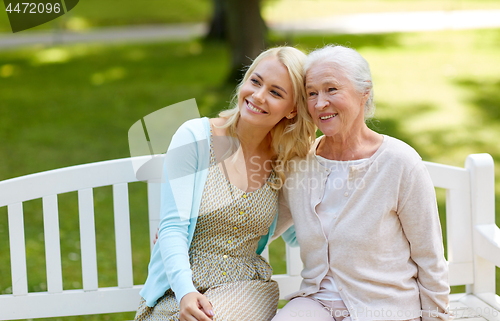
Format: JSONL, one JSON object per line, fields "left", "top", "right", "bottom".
{"left": 179, "top": 292, "right": 214, "bottom": 321}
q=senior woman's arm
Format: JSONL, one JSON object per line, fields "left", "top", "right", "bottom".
{"left": 398, "top": 161, "right": 451, "bottom": 320}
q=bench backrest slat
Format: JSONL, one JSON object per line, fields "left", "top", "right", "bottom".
{"left": 113, "top": 183, "right": 134, "bottom": 289}
{"left": 78, "top": 188, "right": 99, "bottom": 291}
{"left": 467, "top": 154, "right": 497, "bottom": 294}
{"left": 7, "top": 203, "right": 28, "bottom": 296}
{"left": 424, "top": 162, "right": 470, "bottom": 189}
{"left": 147, "top": 183, "right": 161, "bottom": 252}
{"left": 446, "top": 188, "right": 474, "bottom": 286}
{"left": 0, "top": 156, "right": 152, "bottom": 207}
{"left": 424, "top": 161, "right": 474, "bottom": 287}
{"left": 42, "top": 195, "right": 63, "bottom": 293}
{"left": 286, "top": 244, "right": 302, "bottom": 276}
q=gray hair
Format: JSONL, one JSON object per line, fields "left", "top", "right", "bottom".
{"left": 304, "top": 45, "right": 375, "bottom": 120}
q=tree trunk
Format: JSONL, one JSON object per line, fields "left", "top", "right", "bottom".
{"left": 223, "top": 0, "right": 267, "bottom": 84}
{"left": 206, "top": 0, "right": 226, "bottom": 40}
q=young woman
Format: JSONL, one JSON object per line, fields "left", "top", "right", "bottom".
{"left": 135, "top": 47, "right": 316, "bottom": 321}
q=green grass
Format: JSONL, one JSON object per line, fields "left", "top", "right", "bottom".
{"left": 0, "top": 41, "right": 230, "bottom": 179}
{"left": 1, "top": 28, "right": 500, "bottom": 319}
{"left": 0, "top": 0, "right": 212, "bottom": 33}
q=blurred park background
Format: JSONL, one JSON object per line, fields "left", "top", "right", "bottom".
{"left": 1, "top": 0, "right": 500, "bottom": 319}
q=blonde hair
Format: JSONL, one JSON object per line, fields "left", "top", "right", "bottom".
{"left": 218, "top": 46, "right": 316, "bottom": 189}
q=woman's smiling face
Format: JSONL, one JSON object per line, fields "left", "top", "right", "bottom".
{"left": 306, "top": 60, "right": 368, "bottom": 138}
{"left": 238, "top": 56, "right": 296, "bottom": 130}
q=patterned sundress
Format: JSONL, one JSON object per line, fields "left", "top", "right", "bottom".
{"left": 135, "top": 129, "right": 280, "bottom": 321}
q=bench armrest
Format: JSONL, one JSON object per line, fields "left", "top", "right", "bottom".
{"left": 474, "top": 223, "right": 500, "bottom": 268}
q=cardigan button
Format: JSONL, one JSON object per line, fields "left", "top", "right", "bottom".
{"left": 338, "top": 286, "right": 343, "bottom": 291}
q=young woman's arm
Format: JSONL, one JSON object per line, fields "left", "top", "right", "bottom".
{"left": 156, "top": 120, "right": 213, "bottom": 321}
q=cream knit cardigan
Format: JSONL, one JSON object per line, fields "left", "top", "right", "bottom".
{"left": 276, "top": 135, "right": 450, "bottom": 321}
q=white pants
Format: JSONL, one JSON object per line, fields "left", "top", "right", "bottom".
{"left": 272, "top": 297, "right": 351, "bottom": 321}
{"left": 272, "top": 297, "right": 422, "bottom": 321}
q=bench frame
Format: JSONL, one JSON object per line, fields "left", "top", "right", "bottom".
{"left": 0, "top": 153, "right": 499, "bottom": 320}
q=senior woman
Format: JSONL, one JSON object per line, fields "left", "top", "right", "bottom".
{"left": 272, "top": 45, "right": 450, "bottom": 321}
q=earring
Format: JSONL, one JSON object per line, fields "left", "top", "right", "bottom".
{"left": 286, "top": 113, "right": 294, "bottom": 119}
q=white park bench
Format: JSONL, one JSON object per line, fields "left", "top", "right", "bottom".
{"left": 0, "top": 153, "right": 499, "bottom": 320}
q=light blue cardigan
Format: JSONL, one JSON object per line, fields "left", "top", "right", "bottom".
{"left": 140, "top": 117, "right": 296, "bottom": 307}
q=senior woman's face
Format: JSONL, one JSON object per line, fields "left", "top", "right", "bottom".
{"left": 305, "top": 61, "right": 368, "bottom": 138}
